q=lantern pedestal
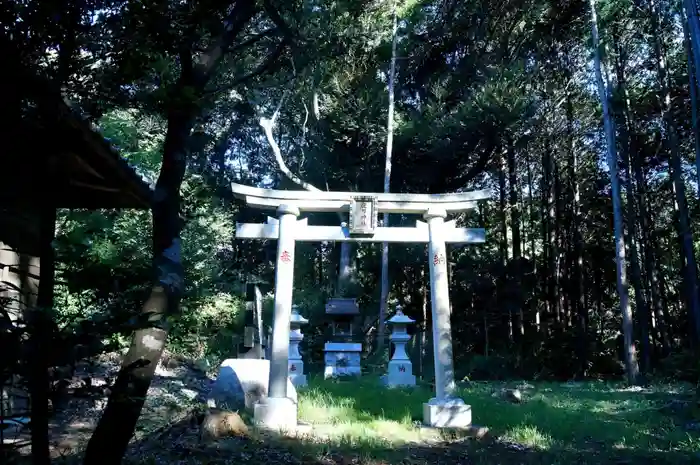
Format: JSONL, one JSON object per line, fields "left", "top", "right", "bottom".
{"left": 288, "top": 305, "right": 308, "bottom": 387}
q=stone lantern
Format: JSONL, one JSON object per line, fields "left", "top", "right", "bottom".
{"left": 384, "top": 305, "right": 416, "bottom": 387}
{"left": 288, "top": 305, "right": 309, "bottom": 386}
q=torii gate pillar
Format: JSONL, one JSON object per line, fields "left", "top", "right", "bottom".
{"left": 253, "top": 204, "right": 300, "bottom": 430}
{"left": 423, "top": 207, "right": 471, "bottom": 428}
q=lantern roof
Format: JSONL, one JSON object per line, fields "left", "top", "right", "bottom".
{"left": 291, "top": 305, "right": 309, "bottom": 324}
{"left": 388, "top": 306, "right": 414, "bottom": 325}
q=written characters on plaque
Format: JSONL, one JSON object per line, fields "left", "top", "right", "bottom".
{"left": 348, "top": 195, "right": 378, "bottom": 235}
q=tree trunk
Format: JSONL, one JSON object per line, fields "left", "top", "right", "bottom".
{"left": 650, "top": 0, "right": 700, "bottom": 345}
{"left": 30, "top": 205, "right": 56, "bottom": 465}
{"left": 378, "top": 1, "right": 399, "bottom": 353}
{"left": 613, "top": 36, "right": 651, "bottom": 376}
{"left": 526, "top": 148, "right": 539, "bottom": 331}
{"left": 627, "top": 95, "right": 670, "bottom": 356}
{"left": 589, "top": 0, "right": 639, "bottom": 384}
{"left": 684, "top": 0, "right": 700, "bottom": 88}
{"left": 553, "top": 160, "right": 566, "bottom": 328}
{"left": 564, "top": 84, "right": 587, "bottom": 377}
{"left": 498, "top": 152, "right": 513, "bottom": 341}
{"left": 541, "top": 139, "right": 555, "bottom": 335}
{"left": 507, "top": 137, "right": 522, "bottom": 261}
{"left": 684, "top": 4, "right": 700, "bottom": 201}
{"left": 83, "top": 114, "right": 190, "bottom": 465}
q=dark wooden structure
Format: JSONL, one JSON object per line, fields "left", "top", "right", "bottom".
{"left": 0, "top": 57, "right": 153, "bottom": 461}
{"left": 1, "top": 60, "right": 153, "bottom": 318}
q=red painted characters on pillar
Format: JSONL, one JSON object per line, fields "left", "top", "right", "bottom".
{"left": 280, "top": 250, "right": 292, "bottom": 263}
{"left": 398, "top": 365, "right": 406, "bottom": 373}
{"left": 432, "top": 253, "right": 446, "bottom": 266}
{"left": 290, "top": 364, "right": 297, "bottom": 372}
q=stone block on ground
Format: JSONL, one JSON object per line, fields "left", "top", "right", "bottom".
{"left": 419, "top": 424, "right": 491, "bottom": 443}
{"left": 423, "top": 398, "right": 472, "bottom": 429}
{"left": 200, "top": 410, "right": 249, "bottom": 441}
{"left": 253, "top": 396, "right": 298, "bottom": 431}
{"left": 208, "top": 359, "right": 297, "bottom": 412}
{"left": 492, "top": 387, "right": 523, "bottom": 404}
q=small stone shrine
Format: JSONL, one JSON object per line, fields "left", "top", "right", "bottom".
{"left": 324, "top": 297, "right": 362, "bottom": 378}
{"left": 237, "top": 283, "right": 265, "bottom": 359}
{"left": 383, "top": 305, "right": 416, "bottom": 387}
{"left": 288, "top": 305, "right": 308, "bottom": 387}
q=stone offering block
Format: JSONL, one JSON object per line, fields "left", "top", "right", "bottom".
{"left": 423, "top": 399, "right": 472, "bottom": 428}
{"left": 324, "top": 342, "right": 362, "bottom": 378}
{"left": 208, "top": 359, "right": 297, "bottom": 412}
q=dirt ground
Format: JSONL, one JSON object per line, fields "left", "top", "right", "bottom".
{"left": 3, "top": 351, "right": 213, "bottom": 460}
{"left": 3, "top": 353, "right": 699, "bottom": 465}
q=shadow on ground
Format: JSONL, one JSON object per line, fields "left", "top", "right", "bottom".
{"left": 4, "top": 376, "right": 699, "bottom": 465}
{"left": 112, "top": 416, "right": 698, "bottom": 465}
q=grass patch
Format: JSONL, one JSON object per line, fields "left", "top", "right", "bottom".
{"left": 462, "top": 381, "right": 695, "bottom": 452}
{"left": 286, "top": 376, "right": 700, "bottom": 464}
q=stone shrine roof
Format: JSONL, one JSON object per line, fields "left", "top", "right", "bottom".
{"left": 325, "top": 298, "right": 360, "bottom": 315}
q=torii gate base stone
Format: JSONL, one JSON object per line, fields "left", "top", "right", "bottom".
{"left": 231, "top": 183, "right": 490, "bottom": 430}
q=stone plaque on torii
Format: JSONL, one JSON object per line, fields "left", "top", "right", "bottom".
{"left": 230, "top": 182, "right": 491, "bottom": 431}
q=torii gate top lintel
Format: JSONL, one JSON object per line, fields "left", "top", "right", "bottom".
{"left": 230, "top": 182, "right": 491, "bottom": 214}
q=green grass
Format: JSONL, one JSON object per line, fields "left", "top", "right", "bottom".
{"left": 283, "top": 376, "right": 700, "bottom": 464}
{"left": 117, "top": 376, "right": 700, "bottom": 465}
{"left": 297, "top": 377, "right": 425, "bottom": 444}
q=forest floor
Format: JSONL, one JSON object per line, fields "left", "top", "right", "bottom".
{"left": 5, "top": 352, "right": 700, "bottom": 464}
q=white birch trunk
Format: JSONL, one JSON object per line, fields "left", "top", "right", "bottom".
{"left": 261, "top": 97, "right": 353, "bottom": 294}
{"left": 378, "top": 0, "right": 399, "bottom": 352}
{"left": 589, "top": 0, "right": 639, "bottom": 385}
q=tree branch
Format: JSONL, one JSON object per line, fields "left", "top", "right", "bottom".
{"left": 193, "top": 2, "right": 258, "bottom": 80}
{"left": 257, "top": 54, "right": 347, "bottom": 226}
{"left": 204, "top": 39, "right": 289, "bottom": 97}
{"left": 260, "top": 92, "right": 321, "bottom": 192}
{"left": 225, "top": 28, "right": 278, "bottom": 54}
{"left": 263, "top": 0, "right": 298, "bottom": 41}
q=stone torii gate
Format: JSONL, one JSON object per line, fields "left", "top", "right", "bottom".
{"left": 231, "top": 182, "right": 491, "bottom": 430}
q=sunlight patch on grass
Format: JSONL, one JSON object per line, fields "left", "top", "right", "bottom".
{"left": 368, "top": 418, "right": 421, "bottom": 442}
{"left": 297, "top": 377, "right": 426, "bottom": 446}
{"left": 298, "top": 392, "right": 360, "bottom": 425}
{"left": 502, "top": 424, "right": 554, "bottom": 449}
{"left": 293, "top": 377, "right": 700, "bottom": 458}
